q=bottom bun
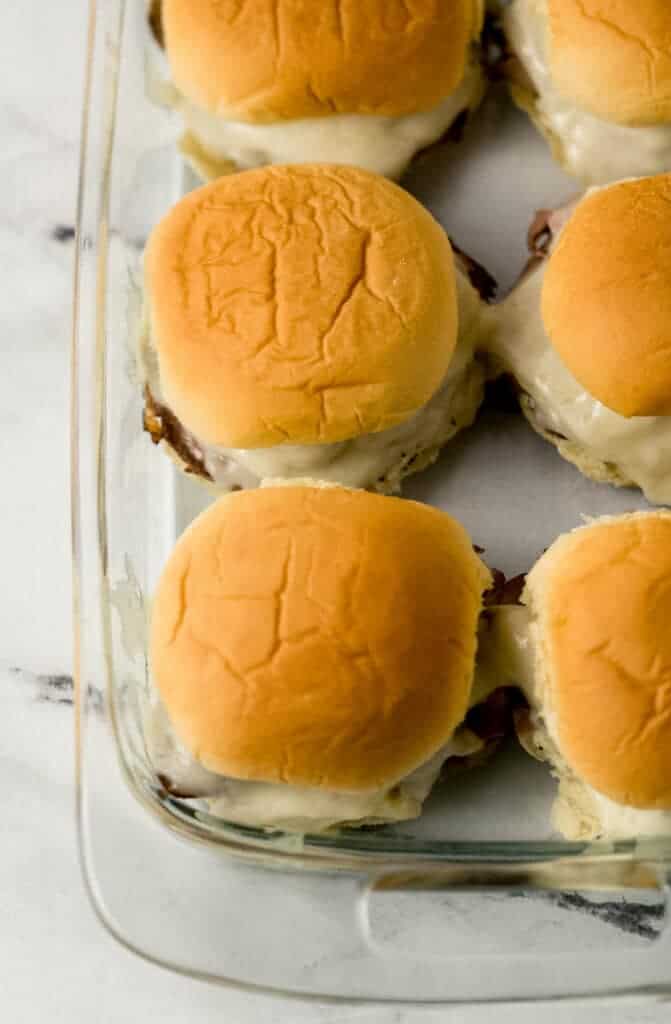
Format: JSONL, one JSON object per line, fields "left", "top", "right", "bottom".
{"left": 518, "top": 391, "right": 634, "bottom": 490}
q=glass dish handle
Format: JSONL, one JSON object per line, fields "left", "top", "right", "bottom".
{"left": 359, "top": 859, "right": 671, "bottom": 962}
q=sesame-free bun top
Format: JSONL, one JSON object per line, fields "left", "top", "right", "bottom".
{"left": 150, "top": 485, "right": 490, "bottom": 791}
{"left": 145, "top": 164, "right": 458, "bottom": 448}
{"left": 162, "top": 0, "right": 484, "bottom": 123}
{"left": 525, "top": 511, "right": 671, "bottom": 810}
{"left": 547, "top": 0, "right": 671, "bottom": 125}
{"left": 541, "top": 175, "right": 671, "bottom": 418}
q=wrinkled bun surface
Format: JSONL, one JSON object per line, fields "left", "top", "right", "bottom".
{"left": 548, "top": 0, "right": 671, "bottom": 125}
{"left": 162, "top": 0, "right": 483, "bottom": 122}
{"left": 541, "top": 175, "right": 671, "bottom": 417}
{"left": 525, "top": 511, "right": 671, "bottom": 810}
{"left": 145, "top": 164, "right": 458, "bottom": 447}
{"left": 150, "top": 485, "right": 490, "bottom": 791}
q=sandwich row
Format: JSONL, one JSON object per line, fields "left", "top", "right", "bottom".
{"left": 149, "top": 484, "right": 671, "bottom": 840}
{"left": 141, "top": 163, "right": 671, "bottom": 505}
{"left": 150, "top": 0, "right": 671, "bottom": 186}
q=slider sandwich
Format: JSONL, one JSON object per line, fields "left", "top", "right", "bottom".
{"left": 147, "top": 484, "right": 502, "bottom": 832}
{"left": 491, "top": 174, "right": 671, "bottom": 504}
{"left": 480, "top": 512, "right": 671, "bottom": 840}
{"left": 152, "top": 0, "right": 486, "bottom": 181}
{"left": 142, "top": 164, "right": 492, "bottom": 493}
{"left": 503, "top": 0, "right": 671, "bottom": 185}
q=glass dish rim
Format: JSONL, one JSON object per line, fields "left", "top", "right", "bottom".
{"left": 71, "top": 0, "right": 671, "bottom": 1002}
{"left": 71, "top": 0, "right": 671, "bottom": 873}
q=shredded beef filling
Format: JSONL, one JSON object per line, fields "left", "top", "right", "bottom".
{"left": 148, "top": 0, "right": 163, "bottom": 47}
{"left": 143, "top": 386, "right": 214, "bottom": 482}
{"left": 466, "top": 685, "right": 527, "bottom": 744}
{"left": 527, "top": 207, "right": 555, "bottom": 258}
{"left": 483, "top": 567, "right": 526, "bottom": 608}
{"left": 452, "top": 244, "right": 498, "bottom": 303}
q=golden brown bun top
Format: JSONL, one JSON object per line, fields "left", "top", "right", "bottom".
{"left": 145, "top": 164, "right": 458, "bottom": 448}
{"left": 548, "top": 0, "right": 671, "bottom": 125}
{"left": 541, "top": 175, "right": 671, "bottom": 418}
{"left": 526, "top": 511, "right": 671, "bottom": 810}
{"left": 150, "top": 485, "right": 491, "bottom": 791}
{"left": 162, "top": 0, "right": 483, "bottom": 122}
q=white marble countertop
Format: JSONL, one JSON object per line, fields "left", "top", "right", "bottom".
{"left": 3, "top": 2, "right": 671, "bottom": 1020}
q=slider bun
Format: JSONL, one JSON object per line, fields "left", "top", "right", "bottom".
{"left": 162, "top": 0, "right": 484, "bottom": 123}
{"left": 150, "top": 485, "right": 491, "bottom": 791}
{"left": 524, "top": 510, "right": 671, "bottom": 810}
{"left": 145, "top": 164, "right": 458, "bottom": 447}
{"left": 541, "top": 175, "right": 671, "bottom": 417}
{"left": 548, "top": 0, "right": 671, "bottom": 125}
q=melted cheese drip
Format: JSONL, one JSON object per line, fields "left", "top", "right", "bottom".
{"left": 168, "top": 61, "right": 484, "bottom": 182}
{"left": 145, "top": 700, "right": 484, "bottom": 832}
{"left": 492, "top": 265, "right": 671, "bottom": 504}
{"left": 472, "top": 605, "right": 536, "bottom": 705}
{"left": 505, "top": 0, "right": 671, "bottom": 185}
{"left": 144, "top": 268, "right": 490, "bottom": 492}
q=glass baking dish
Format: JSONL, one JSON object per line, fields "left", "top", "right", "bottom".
{"left": 73, "top": 0, "right": 671, "bottom": 1003}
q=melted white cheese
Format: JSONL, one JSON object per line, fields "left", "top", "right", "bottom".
{"left": 145, "top": 268, "right": 490, "bottom": 493}
{"left": 169, "top": 61, "right": 484, "bottom": 182}
{"left": 492, "top": 264, "right": 671, "bottom": 504}
{"left": 204, "top": 352, "right": 483, "bottom": 492}
{"left": 145, "top": 699, "right": 484, "bottom": 831}
{"left": 472, "top": 605, "right": 536, "bottom": 705}
{"left": 505, "top": 0, "right": 671, "bottom": 185}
